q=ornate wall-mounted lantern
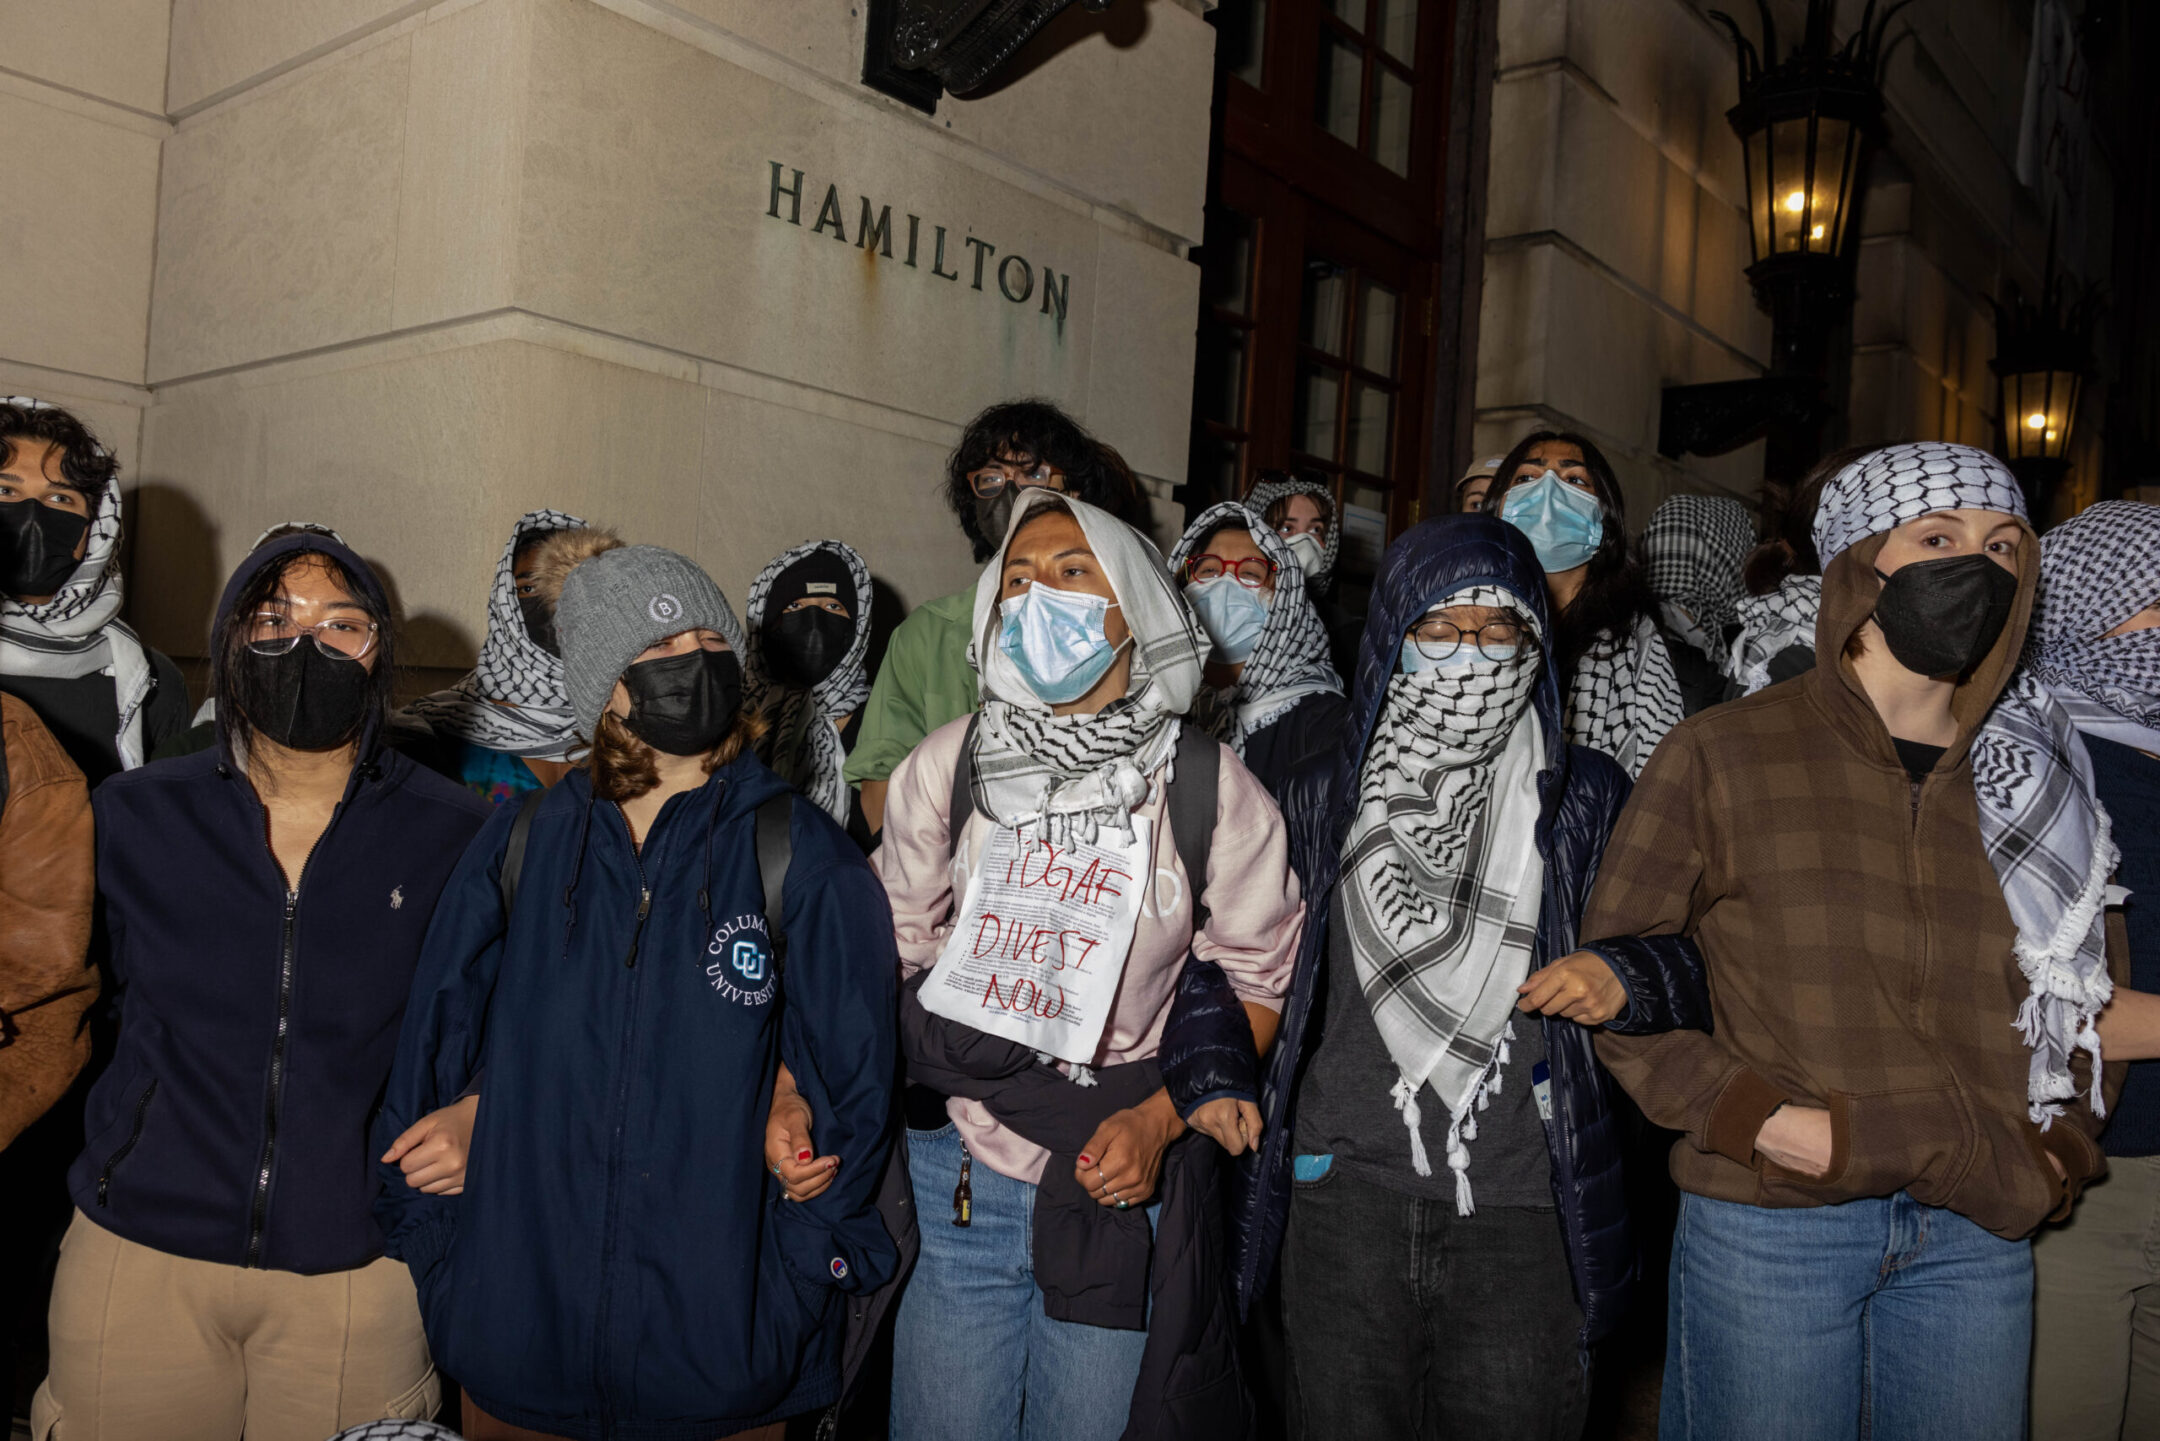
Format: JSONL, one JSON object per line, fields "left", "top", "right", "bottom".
{"left": 1658, "top": 0, "right": 1912, "bottom": 488}
{"left": 864, "top": 0, "right": 1120, "bottom": 111}
{"left": 1991, "top": 263, "right": 2100, "bottom": 516}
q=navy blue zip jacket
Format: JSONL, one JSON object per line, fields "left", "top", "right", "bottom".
{"left": 74, "top": 534, "right": 491, "bottom": 1274}
{"left": 373, "top": 754, "right": 898, "bottom": 1441}
{"left": 1162, "top": 515, "right": 1711, "bottom": 1347}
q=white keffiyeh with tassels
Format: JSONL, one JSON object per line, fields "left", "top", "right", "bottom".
{"left": 0, "top": 397, "right": 155, "bottom": 770}
{"left": 1336, "top": 586, "right": 1546, "bottom": 1214}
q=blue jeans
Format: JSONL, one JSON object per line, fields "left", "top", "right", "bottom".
{"left": 1662, "top": 1191, "right": 2032, "bottom": 1441}
{"left": 890, "top": 1124, "right": 1152, "bottom": 1441}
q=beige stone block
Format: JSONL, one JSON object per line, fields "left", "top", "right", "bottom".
{"left": 148, "top": 34, "right": 410, "bottom": 382}
{"left": 167, "top": 0, "right": 422, "bottom": 113}
{"left": 137, "top": 336, "right": 712, "bottom": 662}
{"left": 696, "top": 388, "right": 974, "bottom": 618}
{"left": 1562, "top": 0, "right": 1741, "bottom": 197}
{"left": 0, "top": 89, "right": 161, "bottom": 384}
{"left": 515, "top": 0, "right": 1099, "bottom": 432}
{"left": 1082, "top": 228, "right": 1199, "bottom": 485}
{"left": 0, "top": 0, "right": 172, "bottom": 112}
{"left": 665, "top": 0, "right": 863, "bottom": 88}
{"left": 1484, "top": 70, "right": 1560, "bottom": 239}
{"left": 1474, "top": 245, "right": 1553, "bottom": 413}
{"left": 1496, "top": 0, "right": 1566, "bottom": 71}
{"left": 940, "top": 0, "right": 1216, "bottom": 243}
{"left": 391, "top": 0, "right": 528, "bottom": 328}
{"left": 1531, "top": 242, "right": 1656, "bottom": 446}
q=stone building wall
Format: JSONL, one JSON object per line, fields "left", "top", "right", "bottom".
{"left": 1474, "top": 0, "right": 2100, "bottom": 519}
{"left": 1, "top": 0, "right": 1217, "bottom": 671}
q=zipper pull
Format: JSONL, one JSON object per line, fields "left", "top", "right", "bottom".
{"left": 953, "top": 1150, "right": 972, "bottom": 1227}
{"left": 625, "top": 887, "right": 652, "bottom": 969}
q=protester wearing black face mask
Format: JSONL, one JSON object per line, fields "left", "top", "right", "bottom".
{"left": 0, "top": 397, "right": 191, "bottom": 786}
{"left": 746, "top": 540, "right": 876, "bottom": 851}
{"left": 33, "top": 534, "right": 490, "bottom": 1439}
{"left": 374, "top": 545, "right": 899, "bottom": 1441}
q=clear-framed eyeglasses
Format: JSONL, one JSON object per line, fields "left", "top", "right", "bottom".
{"left": 1407, "top": 617, "right": 1535, "bottom": 663}
{"left": 1181, "top": 554, "right": 1279, "bottom": 588}
{"left": 967, "top": 459, "right": 1065, "bottom": 499}
{"left": 247, "top": 611, "right": 379, "bottom": 661}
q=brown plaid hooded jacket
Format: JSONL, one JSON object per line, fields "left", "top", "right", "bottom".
{"left": 1589, "top": 528, "right": 2125, "bottom": 1240}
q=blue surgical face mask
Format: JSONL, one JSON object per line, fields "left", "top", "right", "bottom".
{"left": 998, "top": 582, "right": 1127, "bottom": 704}
{"left": 1500, "top": 469, "right": 1605, "bottom": 574}
{"left": 1399, "top": 639, "right": 1520, "bottom": 675}
{"left": 1185, "top": 575, "right": 1270, "bottom": 665}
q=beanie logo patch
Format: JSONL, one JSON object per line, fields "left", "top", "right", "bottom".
{"left": 649, "top": 593, "right": 683, "bottom": 624}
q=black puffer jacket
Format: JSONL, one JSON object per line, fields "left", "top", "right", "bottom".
{"left": 1162, "top": 515, "right": 1712, "bottom": 1350}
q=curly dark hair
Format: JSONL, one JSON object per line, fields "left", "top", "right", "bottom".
{"left": 214, "top": 548, "right": 397, "bottom": 763}
{"left": 944, "top": 400, "right": 1147, "bottom": 562}
{"left": 0, "top": 399, "right": 118, "bottom": 497}
{"left": 1482, "top": 430, "right": 1659, "bottom": 670}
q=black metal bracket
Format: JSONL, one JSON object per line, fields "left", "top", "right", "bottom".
{"left": 863, "top": 0, "right": 944, "bottom": 113}
{"left": 867, "top": 0, "right": 1118, "bottom": 100}
{"left": 1657, "top": 375, "right": 1827, "bottom": 461}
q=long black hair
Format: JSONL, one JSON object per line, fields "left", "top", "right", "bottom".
{"left": 944, "top": 400, "right": 1146, "bottom": 562}
{"left": 1483, "top": 430, "right": 1657, "bottom": 669}
{"left": 214, "top": 547, "right": 397, "bottom": 763}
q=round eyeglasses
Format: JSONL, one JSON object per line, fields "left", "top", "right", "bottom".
{"left": 1182, "top": 554, "right": 1278, "bottom": 588}
{"left": 1407, "top": 618, "right": 1534, "bottom": 663}
{"left": 968, "top": 461, "right": 1064, "bottom": 499}
{"left": 246, "top": 612, "right": 379, "bottom": 661}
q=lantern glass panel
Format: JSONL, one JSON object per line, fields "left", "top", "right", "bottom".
{"left": 2002, "top": 369, "right": 2081, "bottom": 461}
{"left": 1761, "top": 114, "right": 1854, "bottom": 257}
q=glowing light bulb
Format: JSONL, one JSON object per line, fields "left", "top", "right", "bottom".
{"left": 1810, "top": 224, "right": 1825, "bottom": 241}
{"left": 2045, "top": 429, "right": 2059, "bottom": 443}
{"left": 1784, "top": 190, "right": 1806, "bottom": 213}
{"left": 2026, "top": 412, "right": 2049, "bottom": 430}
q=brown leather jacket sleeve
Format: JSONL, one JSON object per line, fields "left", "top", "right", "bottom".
{"left": 0, "top": 697, "right": 97, "bottom": 1151}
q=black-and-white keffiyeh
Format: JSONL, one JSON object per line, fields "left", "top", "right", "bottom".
{"left": 1566, "top": 614, "right": 1681, "bottom": 779}
{"left": 1729, "top": 575, "right": 1821, "bottom": 695}
{"left": 1642, "top": 493, "right": 1754, "bottom": 660}
{"left": 1167, "top": 501, "right": 1342, "bottom": 756}
{"left": 1244, "top": 475, "right": 1342, "bottom": 586}
{"left": 404, "top": 509, "right": 587, "bottom": 760}
{"left": 1814, "top": 442, "right": 2115, "bottom": 1125}
{"left": 0, "top": 396, "right": 155, "bottom": 770}
{"left": 970, "top": 489, "right": 1206, "bottom": 845}
{"left": 1338, "top": 585, "right": 1545, "bottom": 1214}
{"left": 744, "top": 539, "right": 874, "bottom": 824}
{"left": 2030, "top": 501, "right": 2160, "bottom": 755}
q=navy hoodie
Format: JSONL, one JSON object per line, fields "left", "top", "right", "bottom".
{"left": 373, "top": 754, "right": 898, "bottom": 1441}
{"left": 74, "top": 535, "right": 491, "bottom": 1273}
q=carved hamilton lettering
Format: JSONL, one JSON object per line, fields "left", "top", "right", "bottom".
{"left": 762, "top": 160, "right": 1072, "bottom": 328}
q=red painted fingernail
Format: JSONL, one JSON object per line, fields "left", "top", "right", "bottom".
{"left": 1078, "top": 1153, "right": 1094, "bottom": 1166}
{"left": 797, "top": 1149, "right": 813, "bottom": 1162}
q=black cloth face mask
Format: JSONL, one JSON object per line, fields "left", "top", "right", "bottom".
{"left": 761, "top": 608, "right": 852, "bottom": 689}
{"left": 519, "top": 595, "right": 560, "bottom": 657}
{"left": 240, "top": 644, "right": 373, "bottom": 750}
{"left": 1871, "top": 554, "right": 2019, "bottom": 678}
{"left": 621, "top": 648, "right": 742, "bottom": 756}
{"left": 0, "top": 497, "right": 90, "bottom": 599}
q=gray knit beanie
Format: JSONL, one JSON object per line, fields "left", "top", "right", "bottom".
{"left": 556, "top": 545, "right": 745, "bottom": 738}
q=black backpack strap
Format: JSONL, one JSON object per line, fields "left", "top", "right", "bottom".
{"left": 1169, "top": 723, "right": 1219, "bottom": 929}
{"left": 497, "top": 785, "right": 547, "bottom": 917}
{"left": 755, "top": 791, "right": 795, "bottom": 972}
{"left": 946, "top": 713, "right": 982, "bottom": 861}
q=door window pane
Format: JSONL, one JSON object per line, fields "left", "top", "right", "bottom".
{"left": 1302, "top": 261, "right": 1349, "bottom": 355}
{"left": 1329, "top": 0, "right": 1368, "bottom": 25}
{"left": 1197, "top": 330, "right": 1247, "bottom": 427}
{"left": 1315, "top": 31, "right": 1363, "bottom": 147}
{"left": 1202, "top": 210, "right": 1256, "bottom": 316}
{"left": 1370, "top": 66, "right": 1413, "bottom": 175}
{"left": 1218, "top": 0, "right": 1267, "bottom": 88}
{"left": 1294, "top": 362, "right": 1342, "bottom": 460}
{"left": 1375, "top": 0, "right": 1416, "bottom": 62}
{"left": 1356, "top": 280, "right": 1399, "bottom": 377}
{"left": 1348, "top": 381, "right": 1391, "bottom": 475}
{"left": 1190, "top": 433, "right": 1243, "bottom": 507}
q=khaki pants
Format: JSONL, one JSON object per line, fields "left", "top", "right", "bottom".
{"left": 30, "top": 1210, "right": 437, "bottom": 1441}
{"left": 2032, "top": 1153, "right": 2160, "bottom": 1440}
